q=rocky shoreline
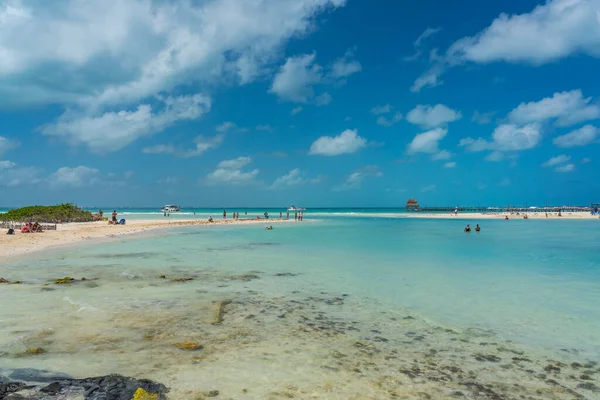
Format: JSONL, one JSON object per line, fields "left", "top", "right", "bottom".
{"left": 0, "top": 370, "right": 167, "bottom": 400}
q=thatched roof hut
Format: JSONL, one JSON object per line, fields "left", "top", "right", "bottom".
{"left": 405, "top": 198, "right": 420, "bottom": 210}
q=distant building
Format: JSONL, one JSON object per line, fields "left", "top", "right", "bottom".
{"left": 405, "top": 198, "right": 420, "bottom": 211}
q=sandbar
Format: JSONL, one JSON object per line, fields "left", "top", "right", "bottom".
{"left": 0, "top": 218, "right": 290, "bottom": 261}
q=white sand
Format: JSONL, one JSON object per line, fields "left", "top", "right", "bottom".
{"left": 399, "top": 211, "right": 599, "bottom": 220}
{"left": 1, "top": 211, "right": 596, "bottom": 261}
{"left": 0, "top": 218, "right": 290, "bottom": 261}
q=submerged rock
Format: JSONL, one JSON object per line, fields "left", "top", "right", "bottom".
{"left": 0, "top": 373, "right": 168, "bottom": 400}
{"left": 174, "top": 342, "right": 203, "bottom": 351}
{"left": 0, "top": 278, "right": 10, "bottom": 284}
{"left": 170, "top": 277, "right": 194, "bottom": 282}
{"left": 24, "top": 347, "right": 46, "bottom": 355}
{"left": 54, "top": 277, "right": 74, "bottom": 284}
{"left": 7, "top": 368, "right": 71, "bottom": 383}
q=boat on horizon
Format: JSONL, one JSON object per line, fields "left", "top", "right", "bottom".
{"left": 160, "top": 205, "right": 181, "bottom": 213}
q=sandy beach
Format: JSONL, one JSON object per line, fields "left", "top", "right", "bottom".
{"left": 0, "top": 218, "right": 291, "bottom": 261}
{"left": 399, "top": 211, "right": 600, "bottom": 220}
{"left": 306, "top": 211, "right": 599, "bottom": 220}
{"left": 2, "top": 211, "right": 597, "bottom": 261}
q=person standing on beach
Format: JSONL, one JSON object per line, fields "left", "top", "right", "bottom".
{"left": 99, "top": 209, "right": 103, "bottom": 218}
{"left": 112, "top": 210, "right": 117, "bottom": 223}
{"left": 223, "top": 210, "right": 226, "bottom": 219}
{"left": 286, "top": 211, "right": 289, "bottom": 220}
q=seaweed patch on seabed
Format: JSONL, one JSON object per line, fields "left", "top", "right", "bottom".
{"left": 2, "top": 271, "right": 599, "bottom": 399}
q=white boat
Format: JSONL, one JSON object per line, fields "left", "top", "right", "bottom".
{"left": 160, "top": 205, "right": 181, "bottom": 213}
{"left": 287, "top": 205, "right": 306, "bottom": 212}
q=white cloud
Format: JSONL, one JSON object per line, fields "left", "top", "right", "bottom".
{"left": 412, "top": 0, "right": 600, "bottom": 91}
{"left": 414, "top": 27, "right": 442, "bottom": 47}
{"left": 484, "top": 151, "right": 505, "bottom": 162}
{"left": 406, "top": 104, "right": 461, "bottom": 128}
{"left": 443, "top": 162, "right": 456, "bottom": 168}
{"left": 0, "top": 136, "right": 20, "bottom": 156}
{"left": 553, "top": 125, "right": 599, "bottom": 148}
{"left": 459, "top": 123, "right": 542, "bottom": 152}
{"left": 48, "top": 166, "right": 101, "bottom": 187}
{"left": 407, "top": 128, "right": 448, "bottom": 154}
{"left": 269, "top": 53, "right": 322, "bottom": 103}
{"left": 272, "top": 168, "right": 304, "bottom": 188}
{"left": 431, "top": 150, "right": 452, "bottom": 160}
{"left": 507, "top": 90, "right": 600, "bottom": 126}
{"left": 330, "top": 49, "right": 362, "bottom": 78}
{"left": 291, "top": 106, "right": 303, "bottom": 116}
{"left": 256, "top": 124, "right": 273, "bottom": 132}
{"left": 217, "top": 156, "right": 252, "bottom": 169}
{"left": 447, "top": 0, "right": 600, "bottom": 65}
{"left": 376, "top": 112, "right": 403, "bottom": 127}
{"left": 0, "top": 166, "right": 41, "bottom": 187}
{"left": 315, "top": 92, "right": 332, "bottom": 106}
{"left": 142, "top": 144, "right": 176, "bottom": 155}
{"left": 334, "top": 165, "right": 382, "bottom": 191}
{"left": 371, "top": 104, "right": 391, "bottom": 115}
{"left": 216, "top": 122, "right": 244, "bottom": 133}
{"left": 40, "top": 94, "right": 211, "bottom": 153}
{"left": 0, "top": 160, "right": 16, "bottom": 170}
{"left": 143, "top": 134, "right": 224, "bottom": 158}
{"left": 410, "top": 63, "right": 444, "bottom": 92}
{"left": 421, "top": 184, "right": 436, "bottom": 192}
{"left": 0, "top": 0, "right": 347, "bottom": 109}
{"left": 403, "top": 51, "right": 422, "bottom": 62}
{"left": 183, "top": 135, "right": 225, "bottom": 157}
{"left": 271, "top": 168, "right": 321, "bottom": 188}
{"left": 206, "top": 156, "right": 258, "bottom": 185}
{"left": 542, "top": 155, "right": 571, "bottom": 167}
{"left": 309, "top": 129, "right": 367, "bottom": 156}
{"left": 207, "top": 168, "right": 259, "bottom": 184}
{"left": 556, "top": 163, "right": 576, "bottom": 173}
{"left": 472, "top": 111, "right": 495, "bottom": 124}
{"left": 499, "top": 178, "right": 511, "bottom": 187}
{"left": 270, "top": 49, "right": 360, "bottom": 104}
{"left": 404, "top": 28, "right": 441, "bottom": 62}
{"left": 157, "top": 176, "right": 181, "bottom": 185}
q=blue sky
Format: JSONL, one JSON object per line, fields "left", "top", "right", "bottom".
{"left": 1, "top": 0, "right": 599, "bottom": 207}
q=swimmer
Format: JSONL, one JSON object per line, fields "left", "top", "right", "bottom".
{"left": 475, "top": 224, "right": 480, "bottom": 232}
{"left": 265, "top": 225, "right": 273, "bottom": 230}
{"left": 464, "top": 224, "right": 471, "bottom": 233}
{"left": 505, "top": 216, "right": 509, "bottom": 220}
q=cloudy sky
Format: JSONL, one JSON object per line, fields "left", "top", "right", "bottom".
{"left": 1, "top": 0, "right": 599, "bottom": 207}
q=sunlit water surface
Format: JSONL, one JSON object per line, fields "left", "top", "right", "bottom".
{"left": 1, "top": 217, "right": 600, "bottom": 398}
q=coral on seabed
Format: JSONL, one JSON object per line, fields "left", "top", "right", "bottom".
{"left": 132, "top": 387, "right": 159, "bottom": 400}
{"left": 25, "top": 347, "right": 46, "bottom": 355}
{"left": 174, "top": 342, "right": 203, "bottom": 351}
{"left": 55, "top": 277, "right": 74, "bottom": 284}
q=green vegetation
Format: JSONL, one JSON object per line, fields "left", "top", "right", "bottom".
{"left": 0, "top": 203, "right": 94, "bottom": 223}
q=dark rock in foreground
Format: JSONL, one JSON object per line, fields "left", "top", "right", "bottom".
{"left": 0, "top": 371, "right": 167, "bottom": 400}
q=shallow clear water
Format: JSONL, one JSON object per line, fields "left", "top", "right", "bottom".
{"left": 1, "top": 217, "right": 600, "bottom": 398}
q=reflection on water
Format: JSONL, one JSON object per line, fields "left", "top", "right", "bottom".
{"left": 1, "top": 220, "right": 600, "bottom": 399}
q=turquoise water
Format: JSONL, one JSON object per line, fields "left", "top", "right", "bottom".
{"left": 1, "top": 217, "right": 600, "bottom": 398}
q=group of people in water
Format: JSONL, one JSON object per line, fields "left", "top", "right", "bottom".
{"left": 464, "top": 224, "right": 481, "bottom": 233}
